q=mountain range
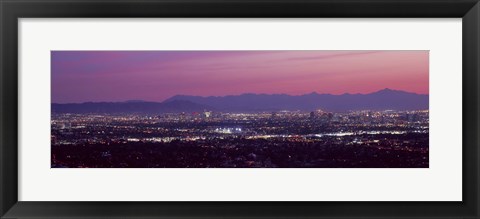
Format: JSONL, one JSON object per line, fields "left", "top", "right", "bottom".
{"left": 52, "top": 88, "right": 428, "bottom": 114}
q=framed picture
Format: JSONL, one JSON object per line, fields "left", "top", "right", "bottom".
{"left": 1, "top": 0, "right": 479, "bottom": 218}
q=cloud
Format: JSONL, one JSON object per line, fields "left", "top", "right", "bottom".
{"left": 285, "top": 51, "right": 381, "bottom": 61}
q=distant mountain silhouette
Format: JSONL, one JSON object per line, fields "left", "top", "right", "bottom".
{"left": 51, "top": 100, "right": 214, "bottom": 114}
{"left": 52, "top": 89, "right": 428, "bottom": 114}
{"left": 164, "top": 88, "right": 428, "bottom": 112}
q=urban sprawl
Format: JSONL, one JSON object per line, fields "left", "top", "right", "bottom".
{"left": 52, "top": 110, "right": 429, "bottom": 168}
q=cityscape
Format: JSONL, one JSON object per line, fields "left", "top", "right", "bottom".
{"left": 52, "top": 108, "right": 428, "bottom": 168}
{"left": 51, "top": 51, "right": 429, "bottom": 168}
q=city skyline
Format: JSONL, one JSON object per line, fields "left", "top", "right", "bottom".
{"left": 52, "top": 109, "right": 429, "bottom": 168}
{"left": 52, "top": 51, "right": 429, "bottom": 103}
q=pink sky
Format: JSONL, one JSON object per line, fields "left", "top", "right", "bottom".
{"left": 52, "top": 51, "right": 429, "bottom": 103}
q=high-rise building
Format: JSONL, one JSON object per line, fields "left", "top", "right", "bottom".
{"left": 310, "top": 111, "right": 316, "bottom": 120}
{"left": 204, "top": 111, "right": 212, "bottom": 118}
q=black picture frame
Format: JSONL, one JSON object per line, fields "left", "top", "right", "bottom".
{"left": 1, "top": 0, "right": 479, "bottom": 218}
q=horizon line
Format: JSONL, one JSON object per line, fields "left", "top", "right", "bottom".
{"left": 52, "top": 88, "right": 429, "bottom": 104}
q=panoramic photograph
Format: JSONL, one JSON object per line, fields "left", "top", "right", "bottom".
{"left": 51, "top": 50, "right": 429, "bottom": 168}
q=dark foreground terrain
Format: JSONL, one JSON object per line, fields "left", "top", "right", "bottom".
{"left": 52, "top": 136, "right": 428, "bottom": 168}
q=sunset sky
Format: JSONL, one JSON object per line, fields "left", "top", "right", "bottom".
{"left": 51, "top": 51, "right": 429, "bottom": 103}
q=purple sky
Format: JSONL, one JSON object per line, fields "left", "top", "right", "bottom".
{"left": 51, "top": 51, "right": 429, "bottom": 103}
